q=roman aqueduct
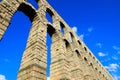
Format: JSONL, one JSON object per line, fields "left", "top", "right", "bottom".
{"left": 0, "top": 0, "right": 114, "bottom": 80}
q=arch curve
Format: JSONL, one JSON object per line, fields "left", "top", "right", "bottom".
{"left": 18, "top": 2, "right": 37, "bottom": 22}
{"left": 47, "top": 24, "right": 56, "bottom": 37}
{"left": 70, "top": 32, "right": 75, "bottom": 43}
{"left": 45, "top": 8, "right": 54, "bottom": 23}
{"left": 63, "top": 39, "right": 70, "bottom": 48}
{"left": 46, "top": 8, "right": 54, "bottom": 17}
{"left": 0, "top": 1, "right": 37, "bottom": 40}
{"left": 77, "top": 40, "right": 82, "bottom": 45}
{"left": 60, "top": 21, "right": 65, "bottom": 34}
{"left": 75, "top": 50, "right": 81, "bottom": 57}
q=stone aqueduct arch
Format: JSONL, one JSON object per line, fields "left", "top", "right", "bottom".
{"left": 0, "top": 0, "right": 114, "bottom": 80}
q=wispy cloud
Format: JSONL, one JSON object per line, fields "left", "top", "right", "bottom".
{"left": 72, "top": 26, "right": 94, "bottom": 41}
{"left": 113, "top": 74, "right": 120, "bottom": 80}
{"left": 4, "top": 58, "right": 10, "bottom": 63}
{"left": 113, "top": 46, "right": 120, "bottom": 54}
{"left": 72, "top": 26, "right": 77, "bottom": 33}
{"left": 88, "top": 27, "right": 93, "bottom": 32}
{"left": 113, "top": 46, "right": 120, "bottom": 50}
{"left": 112, "top": 56, "right": 118, "bottom": 60}
{"left": 96, "top": 43, "right": 102, "bottom": 48}
{"left": 47, "top": 77, "right": 50, "bottom": 80}
{"left": 105, "top": 63, "right": 119, "bottom": 72}
{"left": 72, "top": 26, "right": 84, "bottom": 41}
{"left": 98, "top": 52, "right": 107, "bottom": 57}
{"left": 0, "top": 74, "right": 6, "bottom": 80}
{"left": 79, "top": 34, "right": 84, "bottom": 40}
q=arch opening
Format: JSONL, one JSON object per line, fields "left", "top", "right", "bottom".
{"left": 47, "top": 24, "right": 56, "bottom": 37}
{"left": 89, "top": 52, "right": 92, "bottom": 56}
{"left": 93, "top": 57, "right": 95, "bottom": 60}
{"left": 64, "top": 39, "right": 70, "bottom": 48}
{"left": 0, "top": 2, "right": 37, "bottom": 79}
{"left": 77, "top": 40, "right": 81, "bottom": 45}
{"left": 95, "top": 68, "right": 98, "bottom": 70}
{"left": 18, "top": 3, "right": 37, "bottom": 22}
{"left": 84, "top": 47, "right": 87, "bottom": 52}
{"left": 46, "top": 8, "right": 54, "bottom": 23}
{"left": 46, "top": 32, "right": 52, "bottom": 78}
{"left": 60, "top": 22, "right": 65, "bottom": 34}
{"left": 90, "top": 63, "right": 93, "bottom": 67}
{"left": 46, "top": 24, "right": 56, "bottom": 78}
{"left": 84, "top": 57, "right": 88, "bottom": 62}
{"left": 0, "top": 10, "right": 32, "bottom": 80}
{"left": 75, "top": 50, "right": 81, "bottom": 57}
{"left": 70, "top": 32, "right": 75, "bottom": 43}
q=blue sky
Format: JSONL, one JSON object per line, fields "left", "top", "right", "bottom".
{"left": 0, "top": 0, "right": 120, "bottom": 80}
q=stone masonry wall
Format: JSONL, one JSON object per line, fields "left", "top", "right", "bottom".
{"left": 0, "top": 0, "right": 114, "bottom": 80}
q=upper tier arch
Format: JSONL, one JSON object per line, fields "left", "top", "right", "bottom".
{"left": 0, "top": 1, "right": 37, "bottom": 40}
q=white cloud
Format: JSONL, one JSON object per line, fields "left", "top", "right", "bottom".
{"left": 105, "top": 63, "right": 119, "bottom": 72}
{"left": 72, "top": 26, "right": 77, "bottom": 33}
{"left": 47, "top": 77, "right": 50, "bottom": 80}
{"left": 113, "top": 46, "right": 120, "bottom": 54}
{"left": 96, "top": 43, "right": 102, "bottom": 48}
{"left": 113, "top": 46, "right": 120, "bottom": 50}
{"left": 88, "top": 27, "right": 93, "bottom": 32}
{"left": 79, "top": 34, "right": 84, "bottom": 40}
{"left": 98, "top": 52, "right": 107, "bottom": 57}
{"left": 0, "top": 74, "right": 6, "bottom": 80}
{"left": 112, "top": 56, "right": 118, "bottom": 60}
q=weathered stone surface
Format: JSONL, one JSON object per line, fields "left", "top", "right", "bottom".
{"left": 0, "top": 0, "right": 114, "bottom": 80}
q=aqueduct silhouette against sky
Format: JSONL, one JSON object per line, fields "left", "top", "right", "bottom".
{"left": 0, "top": 0, "right": 114, "bottom": 80}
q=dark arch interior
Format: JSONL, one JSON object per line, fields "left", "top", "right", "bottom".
{"left": 64, "top": 39, "right": 70, "bottom": 48}
{"left": 103, "top": 74, "right": 105, "bottom": 77}
{"left": 99, "top": 71, "right": 101, "bottom": 74}
{"left": 46, "top": 8, "right": 54, "bottom": 23}
{"left": 90, "top": 63, "right": 93, "bottom": 66}
{"left": 60, "top": 22, "right": 65, "bottom": 34}
{"left": 93, "top": 57, "right": 95, "bottom": 59}
{"left": 36, "top": 0, "right": 39, "bottom": 3}
{"left": 70, "top": 32, "right": 74, "bottom": 43}
{"left": 77, "top": 40, "right": 81, "bottom": 45}
{"left": 75, "top": 50, "right": 81, "bottom": 57}
{"left": 46, "top": 8, "right": 54, "bottom": 17}
{"left": 95, "top": 68, "right": 98, "bottom": 70}
{"left": 18, "top": 3, "right": 37, "bottom": 22}
{"left": 84, "top": 57, "right": 88, "bottom": 61}
{"left": 97, "top": 61, "right": 98, "bottom": 63}
{"left": 84, "top": 47, "right": 87, "bottom": 52}
{"left": 47, "top": 24, "right": 56, "bottom": 37}
{"left": 89, "top": 52, "right": 92, "bottom": 56}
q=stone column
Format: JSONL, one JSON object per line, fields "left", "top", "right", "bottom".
{"left": 17, "top": 15, "right": 47, "bottom": 80}
{"left": 70, "top": 51, "right": 84, "bottom": 80}
{"left": 50, "top": 31, "right": 71, "bottom": 80}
